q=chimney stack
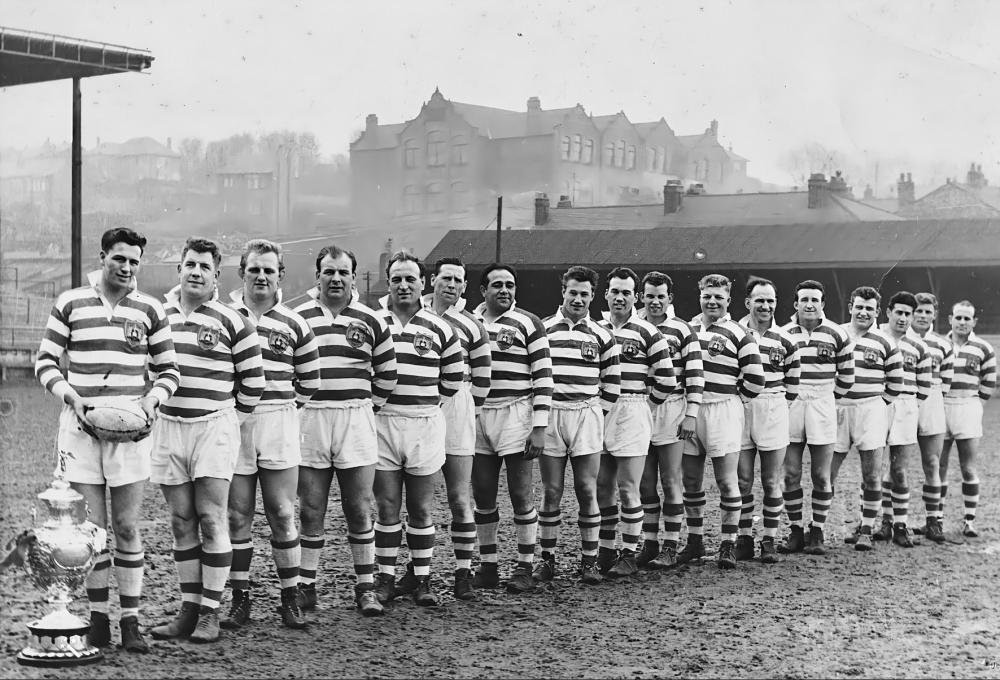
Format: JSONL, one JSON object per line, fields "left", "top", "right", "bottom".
{"left": 896, "top": 172, "right": 915, "bottom": 206}
{"left": 366, "top": 114, "right": 378, "bottom": 133}
{"left": 527, "top": 96, "right": 541, "bottom": 112}
{"left": 807, "top": 173, "right": 828, "bottom": 208}
{"left": 534, "top": 192, "right": 550, "bottom": 226}
{"left": 828, "top": 170, "right": 849, "bottom": 197}
{"left": 556, "top": 195, "right": 572, "bottom": 208}
{"left": 663, "top": 180, "right": 684, "bottom": 214}
{"left": 709, "top": 119, "right": 718, "bottom": 137}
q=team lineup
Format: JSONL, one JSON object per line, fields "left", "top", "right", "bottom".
{"left": 33, "top": 227, "right": 998, "bottom": 653}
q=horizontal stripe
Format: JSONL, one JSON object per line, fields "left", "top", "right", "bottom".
{"left": 690, "top": 315, "right": 764, "bottom": 399}
{"left": 841, "top": 327, "right": 904, "bottom": 401}
{"left": 945, "top": 332, "right": 997, "bottom": 400}
{"left": 544, "top": 310, "right": 620, "bottom": 412}
{"left": 378, "top": 307, "right": 464, "bottom": 409}
{"left": 599, "top": 314, "right": 676, "bottom": 401}
{"left": 782, "top": 317, "right": 854, "bottom": 397}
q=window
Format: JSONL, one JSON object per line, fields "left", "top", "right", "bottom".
{"left": 571, "top": 134, "right": 582, "bottom": 162}
{"left": 404, "top": 139, "right": 419, "bottom": 169}
{"left": 626, "top": 145, "right": 636, "bottom": 170}
{"left": 560, "top": 136, "right": 571, "bottom": 160}
{"left": 582, "top": 139, "right": 594, "bottom": 164}
{"left": 451, "top": 135, "right": 469, "bottom": 165}
{"left": 603, "top": 142, "right": 614, "bottom": 166}
{"left": 614, "top": 140, "right": 625, "bottom": 167}
{"left": 402, "top": 185, "right": 422, "bottom": 214}
{"left": 427, "top": 182, "right": 445, "bottom": 212}
{"left": 427, "top": 132, "right": 445, "bottom": 167}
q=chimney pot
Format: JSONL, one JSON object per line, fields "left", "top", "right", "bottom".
{"left": 807, "top": 173, "right": 829, "bottom": 209}
{"left": 663, "top": 180, "right": 683, "bottom": 214}
{"left": 527, "top": 96, "right": 541, "bottom": 112}
{"left": 709, "top": 119, "right": 718, "bottom": 137}
{"left": 534, "top": 192, "right": 550, "bottom": 226}
{"left": 897, "top": 171, "right": 915, "bottom": 206}
{"left": 366, "top": 113, "right": 378, "bottom": 131}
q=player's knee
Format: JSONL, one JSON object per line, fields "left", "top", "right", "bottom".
{"left": 112, "top": 521, "right": 140, "bottom": 546}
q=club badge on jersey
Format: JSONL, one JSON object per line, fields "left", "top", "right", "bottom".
{"left": 707, "top": 335, "right": 726, "bottom": 357}
{"left": 268, "top": 329, "right": 292, "bottom": 354}
{"left": 621, "top": 338, "right": 641, "bottom": 358}
{"left": 496, "top": 327, "right": 515, "bottom": 351}
{"left": 863, "top": 347, "right": 880, "bottom": 368}
{"left": 967, "top": 356, "right": 981, "bottom": 373}
{"left": 580, "top": 340, "right": 599, "bottom": 361}
{"left": 903, "top": 352, "right": 916, "bottom": 369}
{"left": 769, "top": 345, "right": 786, "bottom": 367}
{"left": 815, "top": 341, "right": 834, "bottom": 362}
{"left": 123, "top": 320, "right": 146, "bottom": 348}
{"left": 197, "top": 324, "right": 221, "bottom": 351}
{"left": 413, "top": 332, "right": 433, "bottom": 356}
{"left": 665, "top": 336, "right": 679, "bottom": 358}
{"left": 346, "top": 322, "right": 369, "bottom": 349}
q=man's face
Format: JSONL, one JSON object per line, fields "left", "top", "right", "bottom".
{"left": 950, "top": 303, "right": 977, "bottom": 336}
{"left": 643, "top": 283, "right": 672, "bottom": 319}
{"left": 700, "top": 285, "right": 730, "bottom": 322}
{"left": 178, "top": 249, "right": 219, "bottom": 302}
{"left": 794, "top": 287, "right": 825, "bottom": 322}
{"left": 606, "top": 276, "right": 636, "bottom": 317}
{"left": 388, "top": 260, "right": 423, "bottom": 306}
{"left": 912, "top": 303, "right": 937, "bottom": 333}
{"left": 481, "top": 269, "right": 515, "bottom": 313}
{"left": 849, "top": 296, "right": 879, "bottom": 332}
{"left": 432, "top": 264, "right": 466, "bottom": 307}
{"left": 887, "top": 302, "right": 914, "bottom": 334}
{"left": 100, "top": 242, "right": 142, "bottom": 295}
{"left": 745, "top": 283, "right": 776, "bottom": 326}
{"left": 317, "top": 253, "right": 355, "bottom": 307}
{"left": 561, "top": 278, "right": 594, "bottom": 321}
{"left": 243, "top": 251, "right": 282, "bottom": 304}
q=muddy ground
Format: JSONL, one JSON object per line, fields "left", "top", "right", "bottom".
{"left": 2, "top": 379, "right": 1000, "bottom": 679}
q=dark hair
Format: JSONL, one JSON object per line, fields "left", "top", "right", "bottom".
{"left": 951, "top": 299, "right": 977, "bottom": 317}
{"left": 433, "top": 257, "right": 466, "bottom": 277}
{"left": 887, "top": 290, "right": 918, "bottom": 311}
{"left": 795, "top": 279, "right": 825, "bottom": 301}
{"left": 915, "top": 292, "right": 938, "bottom": 310}
{"left": 641, "top": 271, "right": 673, "bottom": 293}
{"left": 101, "top": 227, "right": 146, "bottom": 255}
{"left": 698, "top": 274, "right": 731, "bottom": 291}
{"left": 181, "top": 237, "right": 222, "bottom": 268}
{"left": 315, "top": 245, "right": 357, "bottom": 275}
{"left": 849, "top": 285, "right": 881, "bottom": 304}
{"left": 745, "top": 276, "right": 776, "bottom": 297}
{"left": 480, "top": 263, "right": 517, "bottom": 289}
{"left": 561, "top": 265, "right": 598, "bottom": 288}
{"left": 606, "top": 267, "right": 639, "bottom": 291}
{"left": 239, "top": 239, "right": 284, "bottom": 277}
{"left": 385, "top": 250, "right": 425, "bottom": 279}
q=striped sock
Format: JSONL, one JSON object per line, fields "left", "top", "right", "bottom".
{"left": 963, "top": 481, "right": 980, "bottom": 522}
{"left": 201, "top": 548, "right": 233, "bottom": 610}
{"left": 578, "top": 513, "right": 600, "bottom": 557}
{"left": 114, "top": 549, "right": 143, "bottom": 620}
{"left": 407, "top": 525, "right": 435, "bottom": 577}
{"left": 173, "top": 543, "right": 202, "bottom": 605}
{"left": 270, "top": 537, "right": 300, "bottom": 590}
{"left": 881, "top": 480, "right": 893, "bottom": 521}
{"left": 598, "top": 504, "right": 619, "bottom": 550}
{"left": 861, "top": 488, "right": 881, "bottom": 529}
{"left": 298, "top": 534, "right": 324, "bottom": 586}
{"left": 738, "top": 493, "right": 754, "bottom": 536}
{"left": 922, "top": 484, "right": 942, "bottom": 517}
{"left": 938, "top": 483, "right": 948, "bottom": 519}
{"left": 683, "top": 491, "right": 706, "bottom": 536}
{"left": 348, "top": 528, "right": 376, "bottom": 585}
{"left": 891, "top": 486, "right": 910, "bottom": 527}
{"left": 474, "top": 507, "right": 500, "bottom": 565}
{"left": 641, "top": 494, "right": 661, "bottom": 542}
{"left": 538, "top": 510, "right": 562, "bottom": 555}
{"left": 229, "top": 538, "right": 253, "bottom": 592}
{"left": 513, "top": 508, "right": 538, "bottom": 568}
{"left": 762, "top": 494, "right": 783, "bottom": 538}
{"left": 662, "top": 502, "right": 683, "bottom": 544}
{"left": 783, "top": 487, "right": 804, "bottom": 526}
{"left": 86, "top": 549, "right": 111, "bottom": 614}
{"left": 374, "top": 522, "right": 402, "bottom": 576}
{"left": 620, "top": 505, "right": 643, "bottom": 551}
{"left": 811, "top": 489, "right": 833, "bottom": 527}
{"left": 450, "top": 521, "right": 476, "bottom": 571}
{"left": 720, "top": 495, "right": 741, "bottom": 541}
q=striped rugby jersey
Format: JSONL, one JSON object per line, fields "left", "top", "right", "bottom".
{"left": 543, "top": 308, "right": 620, "bottom": 414}
{"left": 944, "top": 331, "right": 997, "bottom": 400}
{"left": 599, "top": 311, "right": 676, "bottom": 403}
{"left": 689, "top": 314, "right": 765, "bottom": 401}
{"left": 161, "top": 292, "right": 265, "bottom": 419}
{"left": 782, "top": 315, "right": 854, "bottom": 397}
{"left": 839, "top": 324, "right": 904, "bottom": 402}
{"left": 880, "top": 325, "right": 932, "bottom": 400}
{"left": 36, "top": 270, "right": 179, "bottom": 406}
{"left": 422, "top": 295, "right": 491, "bottom": 408}
{"left": 293, "top": 292, "right": 397, "bottom": 409}
{"left": 909, "top": 328, "right": 953, "bottom": 392}
{"left": 738, "top": 315, "right": 801, "bottom": 400}
{"left": 377, "top": 304, "right": 464, "bottom": 412}
{"left": 637, "top": 308, "right": 705, "bottom": 418}
{"left": 472, "top": 303, "right": 553, "bottom": 429}
{"left": 228, "top": 290, "right": 321, "bottom": 408}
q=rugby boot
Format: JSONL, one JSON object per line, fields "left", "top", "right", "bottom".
{"left": 412, "top": 575, "right": 439, "bottom": 606}
{"left": 872, "top": 516, "right": 894, "bottom": 541}
{"left": 648, "top": 541, "right": 679, "bottom": 569}
{"left": 844, "top": 524, "right": 861, "bottom": 545}
{"left": 150, "top": 601, "right": 200, "bottom": 640}
{"left": 393, "top": 562, "right": 418, "bottom": 597}
{"left": 119, "top": 615, "right": 149, "bottom": 653}
{"left": 607, "top": 549, "right": 638, "bottom": 577}
{"left": 354, "top": 583, "right": 384, "bottom": 617}
{"left": 758, "top": 536, "right": 780, "bottom": 564}
{"left": 717, "top": 540, "right": 737, "bottom": 569}
{"left": 453, "top": 568, "right": 477, "bottom": 601}
{"left": 892, "top": 523, "right": 914, "bottom": 548}
{"left": 854, "top": 525, "right": 873, "bottom": 551}
{"left": 733, "top": 534, "right": 755, "bottom": 561}
{"left": 962, "top": 520, "right": 979, "bottom": 538}
{"left": 472, "top": 562, "right": 501, "bottom": 589}
{"left": 925, "top": 516, "right": 946, "bottom": 544}
{"left": 373, "top": 573, "right": 397, "bottom": 604}
{"left": 777, "top": 525, "right": 805, "bottom": 554}
{"left": 505, "top": 565, "right": 536, "bottom": 594}
{"left": 675, "top": 535, "right": 706, "bottom": 565}
{"left": 87, "top": 611, "right": 111, "bottom": 647}
{"left": 597, "top": 546, "right": 618, "bottom": 575}
{"left": 296, "top": 582, "right": 317, "bottom": 611}
{"left": 188, "top": 606, "right": 220, "bottom": 644}
{"left": 579, "top": 555, "right": 603, "bottom": 585}
{"left": 803, "top": 525, "right": 827, "bottom": 556}
{"left": 532, "top": 552, "right": 556, "bottom": 582}
{"left": 278, "top": 587, "right": 307, "bottom": 629}
{"left": 219, "top": 589, "right": 251, "bottom": 630}
{"left": 635, "top": 539, "right": 659, "bottom": 569}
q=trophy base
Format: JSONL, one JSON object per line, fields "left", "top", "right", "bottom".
{"left": 16, "top": 612, "right": 104, "bottom": 667}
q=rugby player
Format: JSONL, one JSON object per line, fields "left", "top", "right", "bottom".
{"left": 939, "top": 300, "right": 997, "bottom": 537}
{"left": 293, "top": 245, "right": 397, "bottom": 616}
{"left": 597, "top": 267, "right": 676, "bottom": 576}
{"left": 780, "top": 280, "right": 854, "bottom": 556}
{"left": 472, "top": 264, "right": 553, "bottom": 594}
{"left": 221, "top": 240, "right": 320, "bottom": 629}
{"left": 150, "top": 237, "right": 265, "bottom": 643}
{"left": 636, "top": 272, "right": 704, "bottom": 569}
{"left": 735, "top": 278, "right": 800, "bottom": 563}
{"left": 373, "top": 252, "right": 464, "bottom": 606}
{"left": 681, "top": 274, "right": 765, "bottom": 569}
{"left": 35, "top": 227, "right": 179, "bottom": 652}
{"left": 424, "top": 257, "right": 491, "bottom": 599}
{"left": 535, "top": 266, "right": 621, "bottom": 584}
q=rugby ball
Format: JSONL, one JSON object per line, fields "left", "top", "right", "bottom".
{"left": 83, "top": 399, "right": 150, "bottom": 443}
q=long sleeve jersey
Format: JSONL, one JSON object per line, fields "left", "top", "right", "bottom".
{"left": 738, "top": 315, "right": 801, "bottom": 401}
{"left": 543, "top": 308, "right": 621, "bottom": 414}
{"left": 689, "top": 314, "right": 765, "bottom": 401}
{"left": 911, "top": 329, "right": 953, "bottom": 393}
{"left": 945, "top": 331, "right": 997, "bottom": 400}
{"left": 881, "top": 326, "right": 932, "bottom": 401}
{"left": 637, "top": 308, "right": 704, "bottom": 418}
{"left": 840, "top": 325, "right": 904, "bottom": 403}
{"left": 782, "top": 315, "right": 854, "bottom": 398}
{"left": 599, "top": 311, "right": 676, "bottom": 404}
{"left": 420, "top": 296, "right": 491, "bottom": 409}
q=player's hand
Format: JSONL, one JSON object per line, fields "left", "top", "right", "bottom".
{"left": 523, "top": 426, "right": 546, "bottom": 460}
{"left": 678, "top": 415, "right": 696, "bottom": 440}
{"left": 71, "top": 397, "right": 98, "bottom": 437}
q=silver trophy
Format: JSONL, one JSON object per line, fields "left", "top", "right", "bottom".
{"left": 12, "top": 451, "right": 107, "bottom": 667}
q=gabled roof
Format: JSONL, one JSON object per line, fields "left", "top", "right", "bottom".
{"left": 426, "top": 219, "right": 1000, "bottom": 269}
{"left": 352, "top": 122, "right": 407, "bottom": 151}
{"left": 632, "top": 120, "right": 675, "bottom": 138}
{"left": 451, "top": 101, "right": 575, "bottom": 138}
{"left": 898, "top": 182, "right": 1000, "bottom": 219}
{"left": 92, "top": 137, "right": 178, "bottom": 157}
{"left": 216, "top": 153, "right": 275, "bottom": 175}
{"left": 676, "top": 133, "right": 708, "bottom": 148}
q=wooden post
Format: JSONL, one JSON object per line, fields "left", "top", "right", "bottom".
{"left": 71, "top": 77, "right": 82, "bottom": 288}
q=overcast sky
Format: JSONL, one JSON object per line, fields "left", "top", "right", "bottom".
{"left": 2, "top": 0, "right": 999, "bottom": 189}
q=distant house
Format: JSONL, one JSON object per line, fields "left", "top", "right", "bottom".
{"left": 0, "top": 148, "right": 70, "bottom": 218}
{"left": 861, "top": 165, "right": 1000, "bottom": 220}
{"left": 89, "top": 137, "right": 181, "bottom": 183}
{"left": 213, "top": 151, "right": 296, "bottom": 234}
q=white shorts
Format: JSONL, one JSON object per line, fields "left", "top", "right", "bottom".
{"left": 685, "top": 396, "right": 744, "bottom": 459}
{"left": 235, "top": 403, "right": 301, "bottom": 475}
{"left": 918, "top": 388, "right": 946, "bottom": 437}
{"left": 376, "top": 409, "right": 446, "bottom": 476}
{"left": 650, "top": 394, "right": 687, "bottom": 446}
{"left": 887, "top": 396, "right": 919, "bottom": 447}
{"left": 56, "top": 403, "right": 152, "bottom": 487}
{"left": 476, "top": 398, "right": 533, "bottom": 457}
{"left": 443, "top": 383, "right": 475, "bottom": 457}
{"left": 299, "top": 400, "right": 378, "bottom": 470}
{"left": 788, "top": 388, "right": 836, "bottom": 446}
{"left": 150, "top": 409, "right": 240, "bottom": 485}
{"left": 945, "top": 397, "right": 984, "bottom": 440}
{"left": 741, "top": 392, "right": 791, "bottom": 452}
{"left": 835, "top": 396, "right": 888, "bottom": 453}
{"left": 543, "top": 400, "right": 604, "bottom": 458}
{"left": 604, "top": 394, "right": 653, "bottom": 458}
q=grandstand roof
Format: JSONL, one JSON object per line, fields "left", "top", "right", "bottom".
{"left": 0, "top": 26, "right": 152, "bottom": 86}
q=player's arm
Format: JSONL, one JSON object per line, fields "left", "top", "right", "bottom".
{"left": 598, "top": 332, "right": 621, "bottom": 415}
{"left": 292, "top": 321, "right": 321, "bottom": 408}
{"left": 526, "top": 315, "right": 553, "bottom": 429}
{"left": 370, "top": 317, "right": 398, "bottom": 412}
{"left": 783, "top": 336, "right": 801, "bottom": 402}
{"left": 467, "top": 316, "right": 492, "bottom": 412}
{"left": 34, "top": 294, "right": 79, "bottom": 406}
{"left": 915, "top": 345, "right": 932, "bottom": 401}
{"left": 834, "top": 330, "right": 855, "bottom": 398}
{"left": 736, "top": 332, "right": 765, "bottom": 399}
{"left": 979, "top": 345, "right": 997, "bottom": 401}
{"left": 143, "top": 301, "right": 180, "bottom": 419}
{"left": 231, "top": 314, "right": 265, "bottom": 414}
{"left": 646, "top": 329, "right": 676, "bottom": 405}
{"left": 437, "top": 324, "right": 464, "bottom": 399}
{"left": 680, "top": 327, "right": 704, "bottom": 420}
{"left": 884, "top": 346, "right": 904, "bottom": 403}
{"left": 939, "top": 345, "right": 954, "bottom": 395}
